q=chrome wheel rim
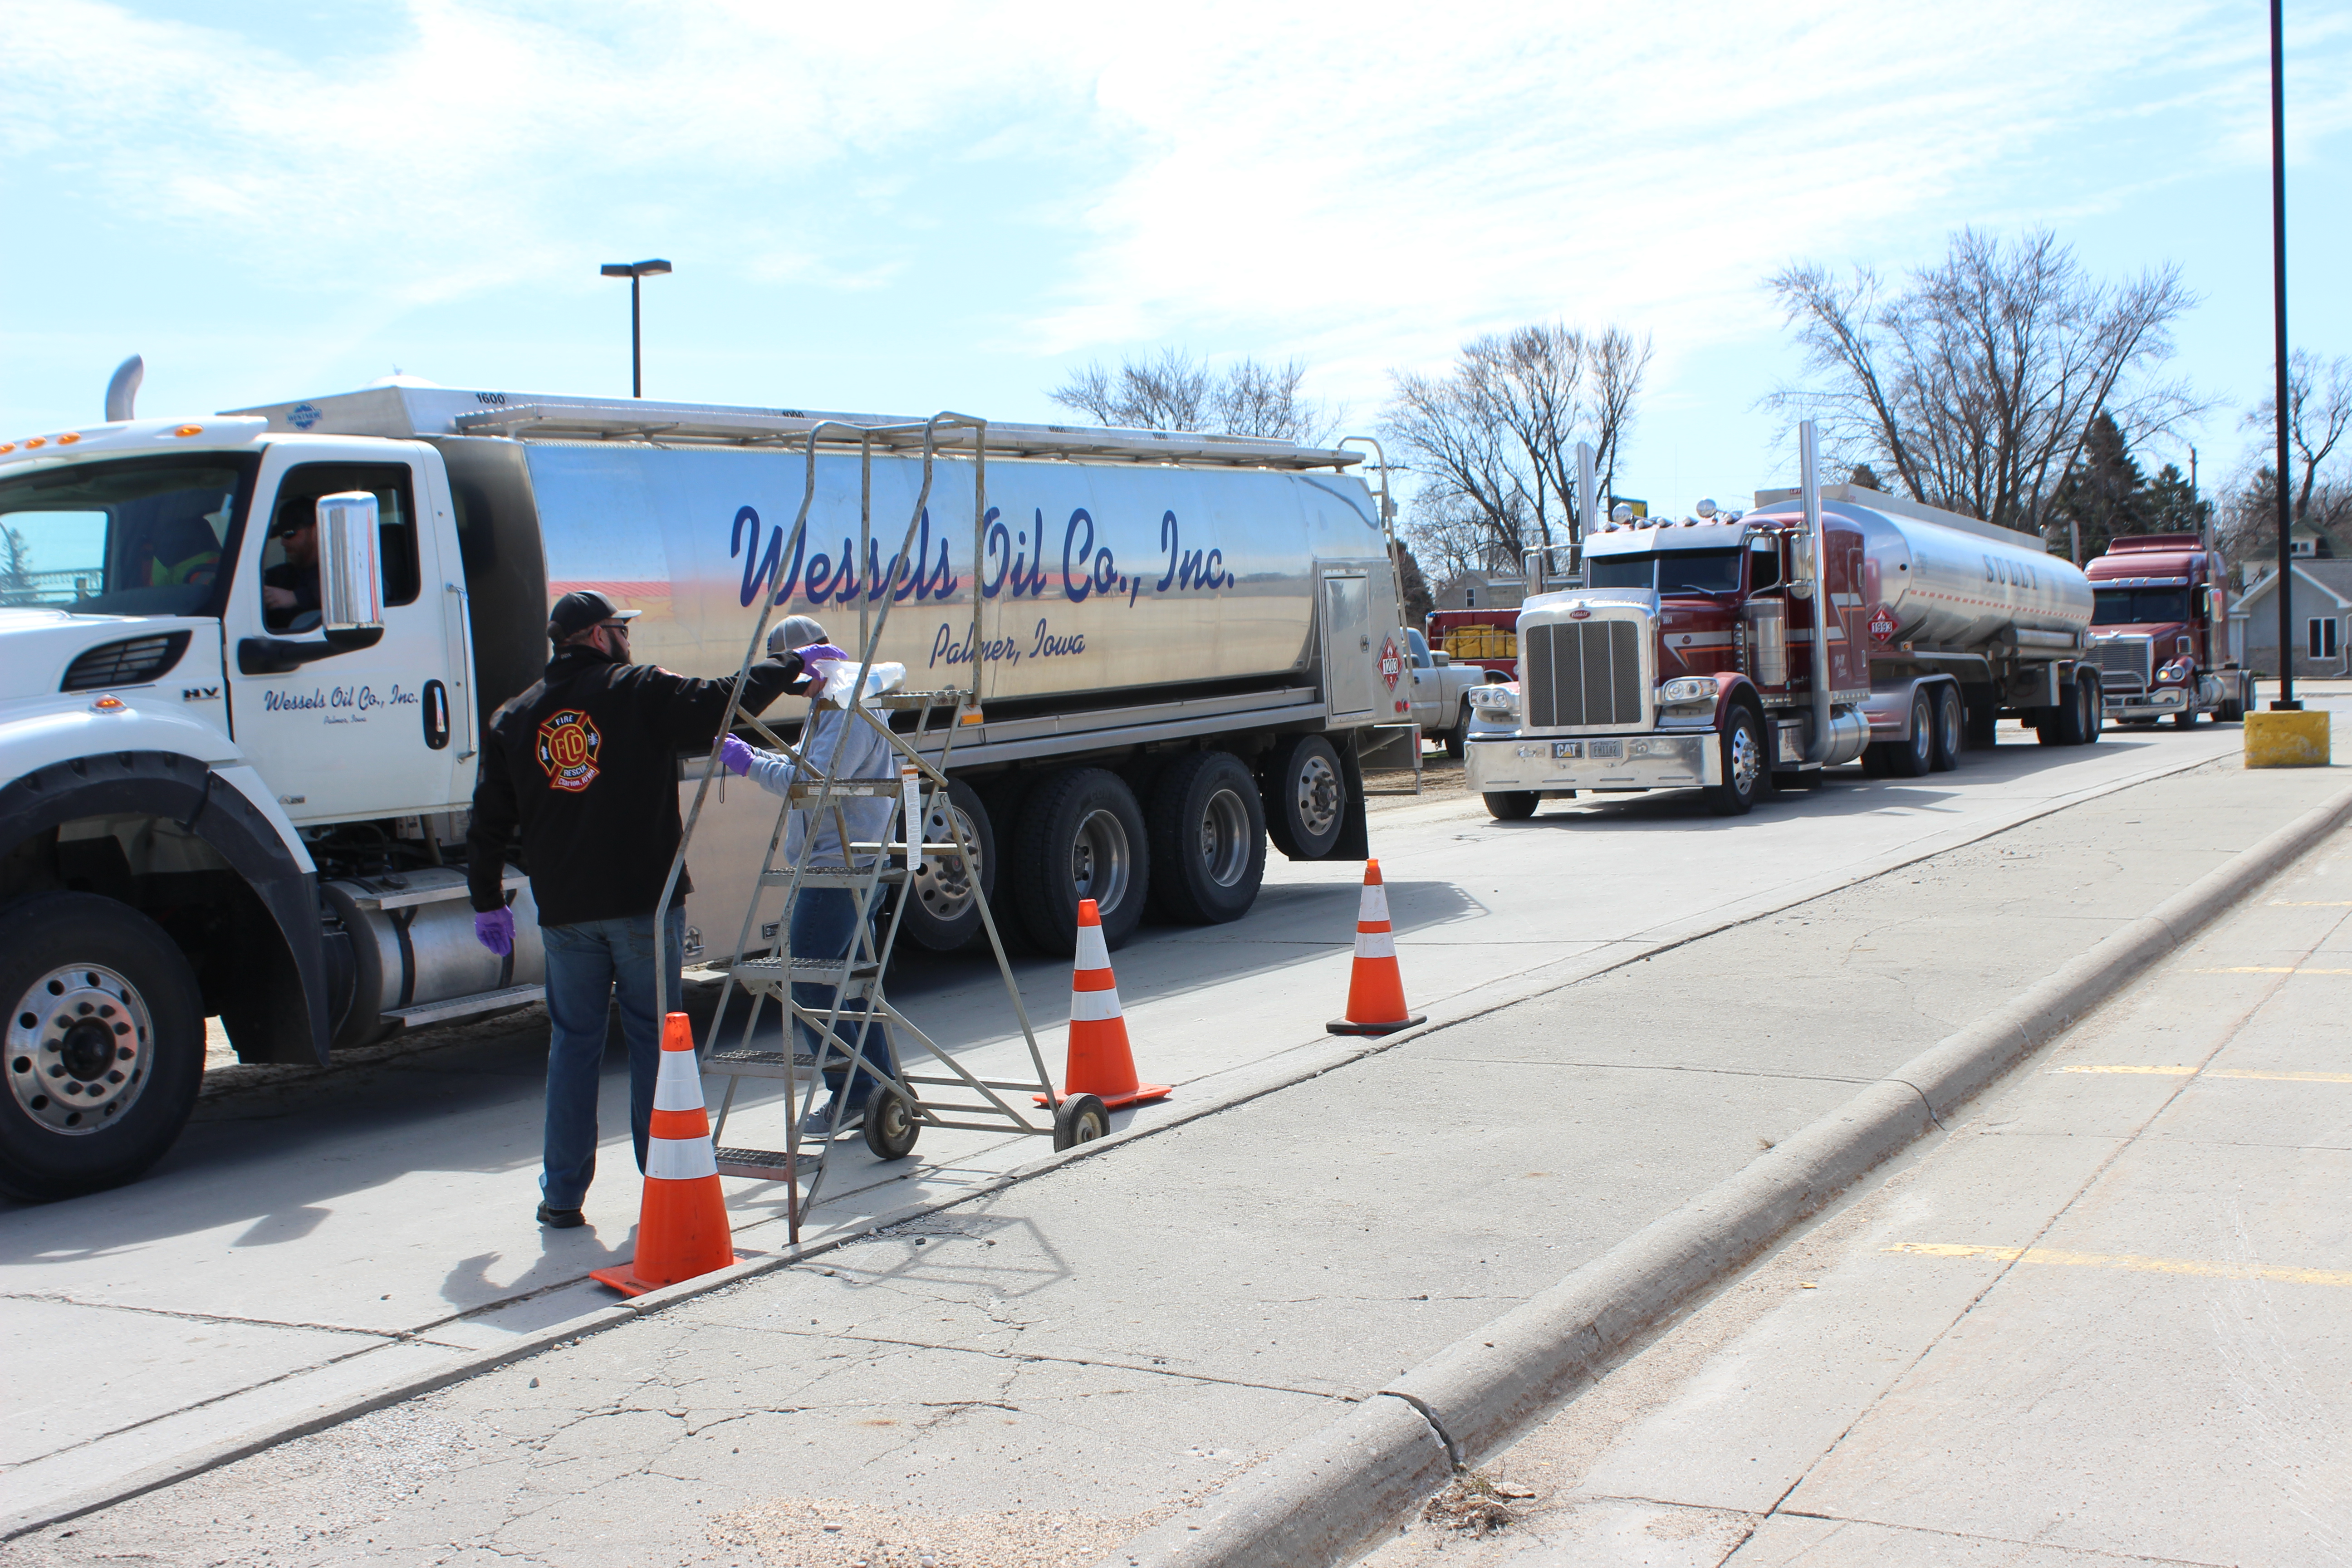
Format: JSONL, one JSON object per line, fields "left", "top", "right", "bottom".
{"left": 911, "top": 800, "right": 981, "bottom": 921}
{"left": 1940, "top": 695, "right": 1961, "bottom": 756}
{"left": 1728, "top": 722, "right": 1762, "bottom": 794}
{"left": 8, "top": 963, "right": 153, "bottom": 1136}
{"left": 1911, "top": 702, "right": 1934, "bottom": 766}
{"left": 1197, "top": 787, "right": 1252, "bottom": 889}
{"left": 1070, "top": 808, "right": 1132, "bottom": 911}
{"left": 1293, "top": 754, "right": 1342, "bottom": 838}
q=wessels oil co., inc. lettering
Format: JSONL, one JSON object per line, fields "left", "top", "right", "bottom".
{"left": 730, "top": 505, "right": 1234, "bottom": 612}
{"left": 264, "top": 684, "right": 425, "bottom": 718}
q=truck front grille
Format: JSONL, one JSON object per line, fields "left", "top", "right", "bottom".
{"left": 2088, "top": 637, "right": 2152, "bottom": 691}
{"left": 1524, "top": 620, "right": 1644, "bottom": 729}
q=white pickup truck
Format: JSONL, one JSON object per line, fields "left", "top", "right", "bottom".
{"left": 1402, "top": 628, "right": 1496, "bottom": 758}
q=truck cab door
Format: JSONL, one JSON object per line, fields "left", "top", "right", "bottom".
{"left": 223, "top": 441, "right": 463, "bottom": 823}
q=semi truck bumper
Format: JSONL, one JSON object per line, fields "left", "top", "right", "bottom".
{"left": 2103, "top": 687, "right": 2187, "bottom": 720}
{"left": 1464, "top": 732, "right": 1719, "bottom": 794}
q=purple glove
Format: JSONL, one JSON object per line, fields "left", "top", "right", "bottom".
{"left": 474, "top": 908, "right": 514, "bottom": 956}
{"left": 721, "top": 735, "right": 755, "bottom": 776}
{"left": 793, "top": 642, "right": 849, "bottom": 670}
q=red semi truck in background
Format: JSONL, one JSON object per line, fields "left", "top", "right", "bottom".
{"left": 2082, "top": 533, "right": 2256, "bottom": 727}
{"left": 1464, "top": 472, "right": 2107, "bottom": 820}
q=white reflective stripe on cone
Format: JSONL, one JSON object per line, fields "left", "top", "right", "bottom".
{"left": 646, "top": 1136, "right": 718, "bottom": 1182}
{"left": 653, "top": 1057, "right": 706, "bottom": 1112}
{"left": 1357, "top": 883, "right": 1391, "bottom": 923}
{"left": 1070, "top": 986, "right": 1124, "bottom": 1022}
{"left": 1074, "top": 920, "right": 1111, "bottom": 971}
{"left": 1353, "top": 929, "right": 1397, "bottom": 960}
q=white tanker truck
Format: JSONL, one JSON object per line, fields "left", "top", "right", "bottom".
{"left": 0, "top": 382, "right": 1410, "bottom": 1199}
{"left": 1464, "top": 463, "right": 2102, "bottom": 819}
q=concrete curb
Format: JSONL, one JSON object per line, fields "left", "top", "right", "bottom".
{"left": 0, "top": 745, "right": 2284, "bottom": 1541}
{"left": 1104, "top": 779, "right": 2352, "bottom": 1568}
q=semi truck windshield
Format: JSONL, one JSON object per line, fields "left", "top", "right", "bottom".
{"left": 1586, "top": 548, "right": 1744, "bottom": 596}
{"left": 0, "top": 455, "right": 257, "bottom": 617}
{"left": 2093, "top": 587, "right": 2190, "bottom": 625}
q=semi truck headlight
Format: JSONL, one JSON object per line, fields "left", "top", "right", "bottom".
{"left": 1469, "top": 684, "right": 1520, "bottom": 716}
{"left": 1655, "top": 676, "right": 1714, "bottom": 706}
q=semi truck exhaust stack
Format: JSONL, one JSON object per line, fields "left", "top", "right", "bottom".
{"left": 104, "top": 355, "right": 143, "bottom": 421}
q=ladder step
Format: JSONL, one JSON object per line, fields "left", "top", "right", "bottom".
{"left": 847, "top": 842, "right": 972, "bottom": 858}
{"left": 785, "top": 780, "right": 903, "bottom": 799}
{"left": 759, "top": 868, "right": 906, "bottom": 887}
{"left": 705, "top": 1048, "right": 816, "bottom": 1074}
{"left": 714, "top": 1147, "right": 800, "bottom": 1178}
{"left": 730, "top": 958, "right": 882, "bottom": 983}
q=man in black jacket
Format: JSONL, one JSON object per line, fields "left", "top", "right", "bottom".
{"left": 467, "top": 591, "right": 833, "bottom": 1227}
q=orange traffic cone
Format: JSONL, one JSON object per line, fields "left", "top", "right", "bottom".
{"left": 1039, "top": 898, "right": 1170, "bottom": 1111}
{"left": 1327, "top": 860, "right": 1426, "bottom": 1036}
{"left": 591, "top": 1012, "right": 742, "bottom": 1297}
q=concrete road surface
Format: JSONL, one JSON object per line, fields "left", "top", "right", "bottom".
{"left": 5, "top": 698, "right": 2342, "bottom": 1561}
{"left": 1360, "top": 788, "right": 2352, "bottom": 1568}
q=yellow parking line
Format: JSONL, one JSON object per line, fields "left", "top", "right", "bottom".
{"left": 2193, "top": 966, "right": 2352, "bottom": 975}
{"left": 2054, "top": 1065, "right": 2352, "bottom": 1083}
{"left": 1886, "top": 1242, "right": 2352, "bottom": 1286}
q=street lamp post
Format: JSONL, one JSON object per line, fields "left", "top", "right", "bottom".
{"left": 598, "top": 259, "right": 672, "bottom": 399}
{"left": 2268, "top": 0, "right": 2297, "bottom": 711}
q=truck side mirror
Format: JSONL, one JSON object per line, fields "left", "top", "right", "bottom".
{"left": 1431, "top": 650, "right": 1451, "bottom": 666}
{"left": 315, "top": 491, "right": 385, "bottom": 632}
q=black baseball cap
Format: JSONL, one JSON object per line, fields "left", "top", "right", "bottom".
{"left": 548, "top": 589, "right": 643, "bottom": 639}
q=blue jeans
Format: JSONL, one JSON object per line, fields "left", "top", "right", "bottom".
{"left": 790, "top": 889, "right": 896, "bottom": 1106}
{"left": 539, "top": 908, "right": 683, "bottom": 1210}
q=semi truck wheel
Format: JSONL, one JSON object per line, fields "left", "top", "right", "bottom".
{"left": 1011, "top": 768, "right": 1150, "bottom": 954}
{"left": 1887, "top": 691, "right": 1935, "bottom": 777}
{"left": 1707, "top": 705, "right": 1767, "bottom": 816}
{"left": 2218, "top": 680, "right": 2245, "bottom": 723}
{"left": 1930, "top": 686, "right": 1963, "bottom": 772}
{"left": 2039, "top": 673, "right": 2099, "bottom": 745}
{"left": 2173, "top": 702, "right": 2199, "bottom": 729}
{"left": 0, "top": 893, "right": 205, "bottom": 1202}
{"left": 1147, "top": 752, "right": 1267, "bottom": 925}
{"left": 1964, "top": 689, "right": 1999, "bottom": 749}
{"left": 899, "top": 779, "right": 996, "bottom": 953}
{"left": 1444, "top": 701, "right": 1471, "bottom": 760}
{"left": 1260, "top": 734, "right": 1346, "bottom": 860}
{"left": 1484, "top": 791, "right": 1539, "bottom": 820}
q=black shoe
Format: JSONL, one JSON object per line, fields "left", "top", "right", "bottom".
{"left": 536, "top": 1202, "right": 586, "bottom": 1229}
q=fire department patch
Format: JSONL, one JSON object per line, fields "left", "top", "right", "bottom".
{"left": 536, "top": 709, "right": 602, "bottom": 792}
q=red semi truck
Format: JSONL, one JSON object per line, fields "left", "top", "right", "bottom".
{"left": 1463, "top": 471, "right": 2107, "bottom": 819}
{"left": 2082, "top": 533, "right": 2255, "bottom": 726}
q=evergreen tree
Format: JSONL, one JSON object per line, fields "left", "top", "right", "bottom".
{"left": 2141, "top": 463, "right": 2206, "bottom": 535}
{"left": 2048, "top": 412, "right": 2146, "bottom": 560}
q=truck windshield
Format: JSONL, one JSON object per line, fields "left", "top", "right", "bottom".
{"left": 0, "top": 455, "right": 258, "bottom": 616}
{"left": 1586, "top": 548, "right": 1743, "bottom": 597}
{"left": 2093, "top": 587, "right": 2190, "bottom": 626}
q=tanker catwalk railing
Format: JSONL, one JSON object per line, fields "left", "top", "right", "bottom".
{"left": 653, "top": 412, "right": 1060, "bottom": 1245}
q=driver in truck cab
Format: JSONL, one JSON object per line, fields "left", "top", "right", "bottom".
{"left": 465, "top": 590, "right": 828, "bottom": 1229}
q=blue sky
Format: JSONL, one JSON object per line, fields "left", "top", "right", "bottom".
{"left": 3, "top": 0, "right": 2346, "bottom": 522}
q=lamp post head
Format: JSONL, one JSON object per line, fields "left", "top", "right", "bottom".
{"left": 600, "top": 260, "right": 672, "bottom": 278}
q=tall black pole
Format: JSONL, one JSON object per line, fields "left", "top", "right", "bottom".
{"left": 2271, "top": 0, "right": 2297, "bottom": 709}
{"left": 630, "top": 274, "right": 643, "bottom": 399}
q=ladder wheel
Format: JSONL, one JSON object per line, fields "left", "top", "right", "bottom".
{"left": 862, "top": 1088, "right": 919, "bottom": 1161}
{"left": 1052, "top": 1093, "right": 1109, "bottom": 1152}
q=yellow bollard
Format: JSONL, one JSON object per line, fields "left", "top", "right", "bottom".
{"left": 2244, "top": 710, "right": 2332, "bottom": 768}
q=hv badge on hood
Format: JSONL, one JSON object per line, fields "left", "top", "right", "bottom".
{"left": 536, "top": 709, "right": 602, "bottom": 792}
{"left": 1378, "top": 634, "right": 1404, "bottom": 689}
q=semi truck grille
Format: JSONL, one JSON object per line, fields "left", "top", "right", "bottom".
{"left": 60, "top": 632, "right": 191, "bottom": 692}
{"left": 1524, "top": 620, "right": 1644, "bottom": 729}
{"left": 2088, "top": 637, "right": 2152, "bottom": 691}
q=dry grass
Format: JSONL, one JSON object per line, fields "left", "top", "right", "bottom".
{"left": 1419, "top": 1470, "right": 1534, "bottom": 1538}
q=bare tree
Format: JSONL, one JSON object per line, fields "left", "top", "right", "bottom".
{"left": 2244, "top": 350, "right": 2352, "bottom": 527}
{"left": 1381, "top": 322, "right": 1652, "bottom": 578}
{"left": 1767, "top": 229, "right": 2200, "bottom": 549}
{"left": 1049, "top": 349, "right": 1338, "bottom": 446}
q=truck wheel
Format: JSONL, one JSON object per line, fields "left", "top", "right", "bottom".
{"left": 2217, "top": 681, "right": 2245, "bottom": 723}
{"left": 2172, "top": 703, "right": 2198, "bottom": 729}
{"left": 1859, "top": 743, "right": 1890, "bottom": 777}
{"left": 899, "top": 779, "right": 996, "bottom": 953}
{"left": 1707, "top": 705, "right": 1767, "bottom": 815}
{"left": 1964, "top": 690, "right": 1999, "bottom": 749}
{"left": 1444, "top": 701, "right": 1470, "bottom": 761}
{"left": 1483, "top": 791, "right": 1539, "bottom": 821}
{"left": 1930, "top": 686, "right": 1963, "bottom": 772}
{"left": 1887, "top": 691, "right": 1935, "bottom": 777}
{"left": 0, "top": 893, "right": 205, "bottom": 1202}
{"left": 1011, "top": 768, "right": 1150, "bottom": 954}
{"left": 1260, "top": 734, "right": 1346, "bottom": 860}
{"left": 1147, "top": 752, "right": 1267, "bottom": 925}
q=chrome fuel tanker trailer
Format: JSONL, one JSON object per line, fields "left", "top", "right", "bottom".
{"left": 0, "top": 380, "right": 1408, "bottom": 1199}
{"left": 1465, "top": 442, "right": 2100, "bottom": 819}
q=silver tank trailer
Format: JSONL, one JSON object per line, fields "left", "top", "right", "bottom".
{"left": 1749, "top": 497, "right": 2091, "bottom": 651}
{"left": 516, "top": 444, "right": 1392, "bottom": 696}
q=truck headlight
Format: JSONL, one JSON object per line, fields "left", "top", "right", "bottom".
{"left": 1469, "top": 684, "right": 1520, "bottom": 717}
{"left": 1655, "top": 676, "right": 1714, "bottom": 706}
